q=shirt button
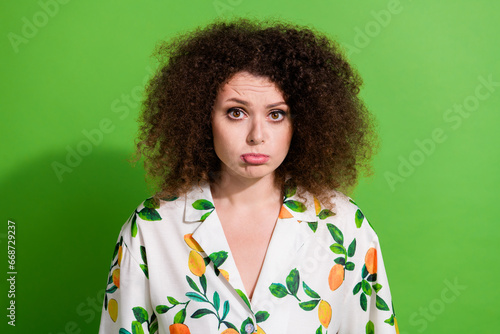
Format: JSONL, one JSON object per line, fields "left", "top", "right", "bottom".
{"left": 245, "top": 323, "right": 255, "bottom": 333}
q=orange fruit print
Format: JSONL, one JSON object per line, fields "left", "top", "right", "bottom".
{"left": 169, "top": 323, "right": 191, "bottom": 333}
{"left": 365, "top": 248, "right": 377, "bottom": 274}
{"left": 188, "top": 250, "right": 206, "bottom": 277}
{"left": 328, "top": 263, "right": 344, "bottom": 291}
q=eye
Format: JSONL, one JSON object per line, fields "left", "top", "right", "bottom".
{"left": 269, "top": 110, "right": 286, "bottom": 121}
{"left": 227, "top": 108, "right": 245, "bottom": 120}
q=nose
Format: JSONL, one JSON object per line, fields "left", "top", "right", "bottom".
{"left": 247, "top": 117, "right": 265, "bottom": 145}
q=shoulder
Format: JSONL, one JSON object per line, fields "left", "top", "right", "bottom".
{"left": 297, "top": 187, "right": 379, "bottom": 244}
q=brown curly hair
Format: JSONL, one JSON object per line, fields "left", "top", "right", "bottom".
{"left": 131, "top": 18, "right": 378, "bottom": 204}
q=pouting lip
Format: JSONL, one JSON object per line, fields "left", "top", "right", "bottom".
{"left": 241, "top": 153, "right": 269, "bottom": 157}
{"left": 240, "top": 153, "right": 270, "bottom": 164}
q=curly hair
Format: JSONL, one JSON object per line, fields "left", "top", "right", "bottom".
{"left": 131, "top": 18, "right": 378, "bottom": 204}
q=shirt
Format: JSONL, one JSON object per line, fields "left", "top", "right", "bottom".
{"left": 98, "top": 182, "right": 399, "bottom": 334}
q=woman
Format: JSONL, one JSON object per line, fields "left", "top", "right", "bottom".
{"left": 99, "top": 19, "right": 399, "bottom": 334}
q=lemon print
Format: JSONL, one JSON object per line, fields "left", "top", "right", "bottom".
{"left": 318, "top": 299, "right": 332, "bottom": 327}
{"left": 112, "top": 269, "right": 120, "bottom": 288}
{"left": 117, "top": 245, "right": 123, "bottom": 266}
{"left": 219, "top": 269, "right": 230, "bottom": 281}
{"left": 169, "top": 323, "right": 191, "bottom": 333}
{"left": 184, "top": 233, "right": 203, "bottom": 252}
{"left": 188, "top": 250, "right": 206, "bottom": 277}
{"left": 108, "top": 298, "right": 118, "bottom": 322}
{"left": 221, "top": 329, "right": 239, "bottom": 334}
{"left": 328, "top": 263, "right": 344, "bottom": 291}
{"left": 365, "top": 247, "right": 377, "bottom": 274}
{"left": 256, "top": 325, "right": 266, "bottom": 334}
{"left": 314, "top": 197, "right": 321, "bottom": 215}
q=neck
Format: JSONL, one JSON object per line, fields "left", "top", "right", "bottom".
{"left": 210, "top": 172, "right": 283, "bottom": 209}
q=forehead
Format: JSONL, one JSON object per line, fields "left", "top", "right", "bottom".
{"left": 217, "top": 71, "right": 284, "bottom": 99}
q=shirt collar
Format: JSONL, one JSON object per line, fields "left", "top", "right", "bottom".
{"left": 184, "top": 182, "right": 217, "bottom": 222}
{"left": 183, "top": 182, "right": 319, "bottom": 224}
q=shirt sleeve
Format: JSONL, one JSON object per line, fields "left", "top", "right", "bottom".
{"left": 339, "top": 229, "right": 399, "bottom": 334}
{"left": 98, "top": 212, "right": 158, "bottom": 334}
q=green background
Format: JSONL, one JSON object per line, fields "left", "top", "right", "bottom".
{"left": 1, "top": 0, "right": 499, "bottom": 332}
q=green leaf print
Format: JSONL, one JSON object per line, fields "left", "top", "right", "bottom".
{"left": 303, "top": 281, "right": 321, "bottom": 299}
{"left": 330, "top": 243, "right": 346, "bottom": 255}
{"left": 318, "top": 209, "right": 335, "bottom": 220}
{"left": 236, "top": 289, "right": 252, "bottom": 310}
{"left": 186, "top": 276, "right": 200, "bottom": 293}
{"left": 385, "top": 314, "right": 395, "bottom": 325}
{"left": 200, "top": 274, "right": 207, "bottom": 294}
{"left": 345, "top": 261, "right": 355, "bottom": 271}
{"left": 192, "top": 199, "right": 215, "bottom": 210}
{"left": 106, "top": 285, "right": 118, "bottom": 293}
{"left": 362, "top": 264, "right": 369, "bottom": 279}
{"left": 222, "top": 300, "right": 230, "bottom": 320}
{"left": 376, "top": 295, "right": 390, "bottom": 311}
{"left": 367, "top": 274, "right": 377, "bottom": 282}
{"left": 269, "top": 283, "right": 288, "bottom": 298}
{"left": 119, "top": 329, "right": 131, "bottom": 334}
{"left": 132, "top": 307, "right": 148, "bottom": 323}
{"left": 353, "top": 282, "right": 362, "bottom": 295}
{"left": 138, "top": 207, "right": 161, "bottom": 221}
{"left": 299, "top": 299, "right": 320, "bottom": 311}
{"left": 140, "top": 246, "right": 148, "bottom": 265}
{"left": 255, "top": 311, "right": 270, "bottom": 323}
{"left": 373, "top": 283, "right": 382, "bottom": 293}
{"left": 327, "top": 223, "right": 344, "bottom": 245}
{"left": 191, "top": 308, "right": 215, "bottom": 318}
{"left": 209, "top": 251, "right": 228, "bottom": 268}
{"left": 173, "top": 308, "right": 186, "bottom": 324}
{"left": 307, "top": 221, "right": 318, "bottom": 232}
{"left": 140, "top": 264, "right": 148, "bottom": 279}
{"left": 366, "top": 320, "right": 375, "bottom": 334}
{"left": 168, "top": 296, "right": 180, "bottom": 305}
{"left": 131, "top": 321, "right": 144, "bottom": 334}
{"left": 143, "top": 197, "right": 160, "bottom": 209}
{"left": 362, "top": 280, "right": 372, "bottom": 296}
{"left": 284, "top": 200, "right": 307, "bottom": 212}
{"left": 223, "top": 321, "right": 238, "bottom": 331}
{"left": 286, "top": 269, "right": 300, "bottom": 296}
{"left": 131, "top": 214, "right": 138, "bottom": 237}
{"left": 316, "top": 325, "right": 323, "bottom": 334}
{"left": 112, "top": 241, "right": 120, "bottom": 260}
{"left": 213, "top": 291, "right": 220, "bottom": 311}
{"left": 149, "top": 320, "right": 158, "bottom": 334}
{"left": 186, "top": 292, "right": 206, "bottom": 302}
{"left": 355, "top": 209, "right": 364, "bottom": 228}
{"left": 334, "top": 257, "right": 346, "bottom": 265}
{"left": 200, "top": 211, "right": 212, "bottom": 221}
{"left": 156, "top": 305, "right": 171, "bottom": 314}
{"left": 347, "top": 238, "right": 356, "bottom": 257}
{"left": 360, "top": 292, "right": 368, "bottom": 311}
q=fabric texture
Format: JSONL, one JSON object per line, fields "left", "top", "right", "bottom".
{"left": 99, "top": 182, "right": 399, "bottom": 334}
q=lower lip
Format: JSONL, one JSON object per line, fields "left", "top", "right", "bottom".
{"left": 241, "top": 154, "right": 269, "bottom": 165}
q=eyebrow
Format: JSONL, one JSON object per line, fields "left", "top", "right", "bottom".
{"left": 225, "top": 98, "right": 288, "bottom": 109}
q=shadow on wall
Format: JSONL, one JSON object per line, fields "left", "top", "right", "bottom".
{"left": 1, "top": 148, "right": 150, "bottom": 333}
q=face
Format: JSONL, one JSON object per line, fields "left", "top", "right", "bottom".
{"left": 211, "top": 71, "right": 293, "bottom": 183}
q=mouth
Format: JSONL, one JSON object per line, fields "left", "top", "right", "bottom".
{"left": 240, "top": 153, "right": 270, "bottom": 165}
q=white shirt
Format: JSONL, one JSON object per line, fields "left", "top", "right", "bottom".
{"left": 99, "top": 182, "right": 399, "bottom": 334}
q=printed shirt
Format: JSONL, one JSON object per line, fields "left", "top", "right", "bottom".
{"left": 99, "top": 182, "right": 399, "bottom": 334}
